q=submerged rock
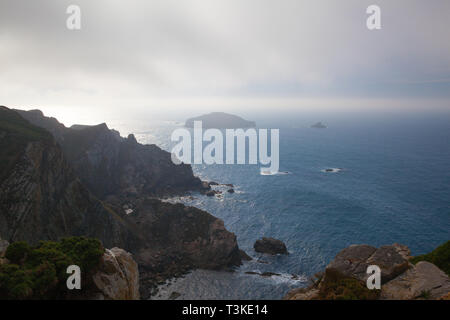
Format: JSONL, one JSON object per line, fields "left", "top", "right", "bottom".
{"left": 254, "top": 237, "right": 288, "bottom": 255}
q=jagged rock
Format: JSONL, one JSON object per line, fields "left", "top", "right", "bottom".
{"left": 92, "top": 248, "right": 140, "bottom": 300}
{"left": 239, "top": 249, "right": 252, "bottom": 261}
{"left": 284, "top": 243, "right": 446, "bottom": 300}
{"left": 14, "top": 108, "right": 204, "bottom": 198}
{"left": 325, "top": 244, "right": 409, "bottom": 283}
{"left": 380, "top": 261, "right": 450, "bottom": 300}
{"left": 227, "top": 189, "right": 235, "bottom": 194}
{"left": 254, "top": 237, "right": 288, "bottom": 255}
{"left": 367, "top": 244, "right": 411, "bottom": 283}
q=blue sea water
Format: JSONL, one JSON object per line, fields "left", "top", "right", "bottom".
{"left": 115, "top": 111, "right": 450, "bottom": 299}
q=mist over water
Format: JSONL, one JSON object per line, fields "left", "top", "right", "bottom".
{"left": 109, "top": 110, "right": 450, "bottom": 299}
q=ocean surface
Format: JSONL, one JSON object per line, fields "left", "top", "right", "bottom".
{"left": 110, "top": 111, "right": 450, "bottom": 300}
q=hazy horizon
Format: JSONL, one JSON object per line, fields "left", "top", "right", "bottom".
{"left": 1, "top": 0, "right": 450, "bottom": 125}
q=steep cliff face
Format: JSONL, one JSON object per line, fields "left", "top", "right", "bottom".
{"left": 0, "top": 107, "right": 242, "bottom": 298}
{"left": 15, "top": 108, "right": 204, "bottom": 198}
{"left": 0, "top": 107, "right": 130, "bottom": 247}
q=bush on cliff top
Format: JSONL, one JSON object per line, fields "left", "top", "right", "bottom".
{"left": 0, "top": 237, "right": 104, "bottom": 299}
{"left": 317, "top": 269, "right": 380, "bottom": 300}
{"left": 410, "top": 240, "right": 450, "bottom": 276}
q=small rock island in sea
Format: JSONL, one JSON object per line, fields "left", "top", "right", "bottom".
{"left": 185, "top": 112, "right": 256, "bottom": 129}
{"left": 311, "top": 121, "right": 327, "bottom": 128}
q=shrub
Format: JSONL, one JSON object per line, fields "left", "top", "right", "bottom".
{"left": 5, "top": 241, "right": 31, "bottom": 264}
{"left": 317, "top": 269, "right": 380, "bottom": 300}
{"left": 0, "top": 237, "right": 104, "bottom": 299}
{"left": 410, "top": 240, "right": 450, "bottom": 276}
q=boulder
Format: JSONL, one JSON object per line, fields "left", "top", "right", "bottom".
{"left": 227, "top": 189, "right": 235, "bottom": 194}
{"left": 367, "top": 244, "right": 411, "bottom": 283}
{"left": 92, "top": 248, "right": 140, "bottom": 300}
{"left": 380, "top": 261, "right": 450, "bottom": 300}
{"left": 254, "top": 237, "right": 288, "bottom": 255}
{"left": 326, "top": 244, "right": 410, "bottom": 283}
{"left": 325, "top": 244, "right": 377, "bottom": 281}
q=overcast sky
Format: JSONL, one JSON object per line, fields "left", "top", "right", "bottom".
{"left": 1, "top": 0, "right": 449, "bottom": 123}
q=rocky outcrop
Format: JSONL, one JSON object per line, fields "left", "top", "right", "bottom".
{"left": 285, "top": 243, "right": 450, "bottom": 300}
{"left": 91, "top": 248, "right": 140, "bottom": 300}
{"left": 325, "top": 243, "right": 410, "bottom": 284}
{"left": 15, "top": 108, "right": 205, "bottom": 198}
{"left": 128, "top": 198, "right": 242, "bottom": 298}
{"left": 254, "top": 237, "right": 288, "bottom": 255}
{"left": 380, "top": 261, "right": 450, "bottom": 300}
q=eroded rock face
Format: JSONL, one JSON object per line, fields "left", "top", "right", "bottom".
{"left": 15, "top": 108, "right": 204, "bottom": 198}
{"left": 92, "top": 248, "right": 140, "bottom": 300}
{"left": 380, "top": 261, "right": 450, "bottom": 300}
{"left": 326, "top": 243, "right": 410, "bottom": 283}
{"left": 254, "top": 237, "right": 288, "bottom": 255}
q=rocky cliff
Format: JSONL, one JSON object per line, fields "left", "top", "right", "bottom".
{"left": 15, "top": 108, "right": 205, "bottom": 198}
{"left": 91, "top": 247, "right": 140, "bottom": 300}
{"left": 284, "top": 243, "right": 450, "bottom": 300}
{"left": 0, "top": 106, "right": 242, "bottom": 299}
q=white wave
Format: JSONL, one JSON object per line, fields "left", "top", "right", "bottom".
{"left": 260, "top": 169, "right": 291, "bottom": 176}
{"left": 321, "top": 168, "right": 343, "bottom": 173}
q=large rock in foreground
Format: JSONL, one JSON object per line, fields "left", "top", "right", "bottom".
{"left": 326, "top": 243, "right": 410, "bottom": 284}
{"left": 254, "top": 237, "right": 288, "bottom": 255}
{"left": 284, "top": 243, "right": 450, "bottom": 300}
{"left": 92, "top": 248, "right": 140, "bottom": 300}
{"left": 380, "top": 261, "right": 450, "bottom": 300}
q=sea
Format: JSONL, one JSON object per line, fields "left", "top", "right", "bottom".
{"left": 106, "top": 110, "right": 450, "bottom": 300}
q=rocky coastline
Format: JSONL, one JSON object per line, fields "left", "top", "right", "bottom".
{"left": 0, "top": 106, "right": 244, "bottom": 299}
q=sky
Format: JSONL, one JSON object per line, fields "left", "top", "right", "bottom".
{"left": 1, "top": 0, "right": 450, "bottom": 124}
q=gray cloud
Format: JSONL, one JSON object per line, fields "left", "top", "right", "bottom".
{"left": 1, "top": 0, "right": 449, "bottom": 117}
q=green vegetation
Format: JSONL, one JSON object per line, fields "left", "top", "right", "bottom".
{"left": 317, "top": 270, "right": 380, "bottom": 300}
{"left": 418, "top": 290, "right": 431, "bottom": 300}
{"left": 0, "top": 107, "right": 52, "bottom": 182}
{"left": 0, "top": 237, "right": 104, "bottom": 299}
{"left": 410, "top": 240, "right": 450, "bottom": 276}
